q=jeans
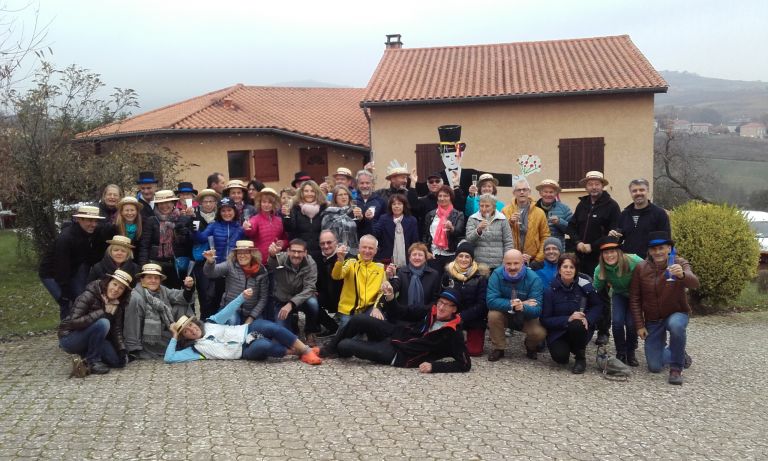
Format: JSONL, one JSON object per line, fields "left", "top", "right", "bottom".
{"left": 611, "top": 293, "right": 637, "bottom": 355}
{"left": 241, "top": 319, "right": 298, "bottom": 361}
{"left": 41, "top": 263, "right": 89, "bottom": 320}
{"left": 273, "top": 297, "right": 320, "bottom": 334}
{"left": 59, "top": 318, "right": 122, "bottom": 367}
{"left": 645, "top": 312, "right": 688, "bottom": 372}
{"left": 329, "top": 315, "right": 397, "bottom": 365}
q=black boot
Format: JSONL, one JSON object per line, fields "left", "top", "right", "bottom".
{"left": 595, "top": 331, "right": 609, "bottom": 346}
{"left": 626, "top": 350, "right": 640, "bottom": 367}
{"left": 572, "top": 349, "right": 587, "bottom": 374}
{"left": 616, "top": 353, "right": 627, "bottom": 365}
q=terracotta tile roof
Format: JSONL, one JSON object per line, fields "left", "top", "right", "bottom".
{"left": 80, "top": 85, "right": 369, "bottom": 149}
{"left": 362, "top": 35, "right": 667, "bottom": 106}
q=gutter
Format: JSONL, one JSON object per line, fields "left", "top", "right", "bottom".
{"left": 76, "top": 127, "right": 371, "bottom": 152}
{"left": 360, "top": 86, "right": 669, "bottom": 108}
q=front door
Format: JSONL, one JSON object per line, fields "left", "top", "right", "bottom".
{"left": 299, "top": 147, "right": 328, "bottom": 184}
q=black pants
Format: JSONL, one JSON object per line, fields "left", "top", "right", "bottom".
{"left": 596, "top": 288, "right": 611, "bottom": 336}
{"left": 549, "top": 320, "right": 589, "bottom": 364}
{"left": 318, "top": 308, "right": 339, "bottom": 333}
{"left": 201, "top": 277, "right": 226, "bottom": 321}
{"left": 329, "top": 315, "right": 397, "bottom": 364}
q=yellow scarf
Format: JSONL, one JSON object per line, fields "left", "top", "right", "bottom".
{"left": 447, "top": 261, "right": 478, "bottom": 282}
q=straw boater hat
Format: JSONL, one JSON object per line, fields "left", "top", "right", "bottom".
{"left": 385, "top": 166, "right": 410, "bottom": 180}
{"left": 138, "top": 263, "right": 166, "bottom": 280}
{"left": 170, "top": 315, "right": 196, "bottom": 336}
{"left": 223, "top": 179, "right": 248, "bottom": 194}
{"left": 107, "top": 269, "right": 133, "bottom": 289}
{"left": 535, "top": 179, "right": 562, "bottom": 193}
{"left": 234, "top": 240, "right": 256, "bottom": 251}
{"left": 117, "top": 196, "right": 143, "bottom": 211}
{"left": 153, "top": 190, "right": 179, "bottom": 203}
{"left": 334, "top": 167, "right": 353, "bottom": 179}
{"left": 579, "top": 171, "right": 609, "bottom": 187}
{"left": 257, "top": 187, "right": 279, "bottom": 201}
{"left": 72, "top": 205, "right": 105, "bottom": 220}
{"left": 106, "top": 235, "right": 135, "bottom": 249}
{"left": 196, "top": 189, "right": 221, "bottom": 201}
{"left": 478, "top": 173, "right": 499, "bottom": 186}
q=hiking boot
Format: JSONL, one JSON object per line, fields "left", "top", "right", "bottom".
{"left": 572, "top": 358, "right": 587, "bottom": 374}
{"left": 488, "top": 349, "right": 505, "bottom": 362}
{"left": 626, "top": 350, "right": 640, "bottom": 367}
{"left": 525, "top": 350, "right": 538, "bottom": 360}
{"left": 300, "top": 349, "right": 322, "bottom": 365}
{"left": 89, "top": 361, "right": 110, "bottom": 375}
{"left": 669, "top": 369, "right": 683, "bottom": 385}
{"left": 595, "top": 332, "right": 609, "bottom": 346}
{"left": 684, "top": 352, "right": 693, "bottom": 369}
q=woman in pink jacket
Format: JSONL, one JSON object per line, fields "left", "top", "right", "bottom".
{"left": 243, "top": 188, "right": 289, "bottom": 261}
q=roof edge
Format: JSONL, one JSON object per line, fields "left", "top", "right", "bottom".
{"left": 360, "top": 86, "right": 669, "bottom": 108}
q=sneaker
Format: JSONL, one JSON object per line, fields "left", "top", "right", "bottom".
{"left": 89, "top": 361, "right": 110, "bottom": 375}
{"left": 300, "top": 350, "right": 323, "bottom": 365}
{"left": 669, "top": 369, "right": 683, "bottom": 385}
{"left": 684, "top": 352, "right": 692, "bottom": 369}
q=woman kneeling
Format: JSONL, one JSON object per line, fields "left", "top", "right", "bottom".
{"left": 165, "top": 288, "right": 322, "bottom": 365}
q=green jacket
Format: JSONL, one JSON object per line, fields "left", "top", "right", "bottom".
{"left": 592, "top": 253, "right": 643, "bottom": 296}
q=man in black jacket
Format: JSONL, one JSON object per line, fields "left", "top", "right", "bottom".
{"left": 136, "top": 171, "right": 159, "bottom": 220}
{"left": 39, "top": 205, "right": 106, "bottom": 319}
{"left": 566, "top": 171, "right": 621, "bottom": 345}
{"left": 611, "top": 179, "right": 670, "bottom": 259}
{"left": 319, "top": 286, "right": 471, "bottom": 373}
{"left": 315, "top": 230, "right": 348, "bottom": 337}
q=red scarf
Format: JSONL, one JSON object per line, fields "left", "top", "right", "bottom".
{"left": 433, "top": 204, "right": 453, "bottom": 250}
{"left": 241, "top": 261, "right": 261, "bottom": 278}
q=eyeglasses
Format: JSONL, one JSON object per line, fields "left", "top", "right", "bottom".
{"left": 514, "top": 188, "right": 530, "bottom": 193}
{"left": 288, "top": 249, "right": 306, "bottom": 254}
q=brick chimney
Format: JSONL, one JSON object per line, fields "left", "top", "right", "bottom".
{"left": 385, "top": 34, "right": 403, "bottom": 49}
{"left": 222, "top": 97, "right": 234, "bottom": 110}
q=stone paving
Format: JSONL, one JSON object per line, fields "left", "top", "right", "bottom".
{"left": 1, "top": 312, "right": 767, "bottom": 460}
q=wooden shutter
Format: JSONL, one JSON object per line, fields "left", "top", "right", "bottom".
{"left": 415, "top": 143, "right": 443, "bottom": 179}
{"left": 251, "top": 149, "right": 279, "bottom": 182}
{"left": 558, "top": 137, "right": 605, "bottom": 188}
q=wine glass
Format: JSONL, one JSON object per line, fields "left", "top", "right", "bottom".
{"left": 471, "top": 174, "right": 478, "bottom": 187}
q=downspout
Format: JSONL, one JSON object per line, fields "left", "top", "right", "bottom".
{"left": 362, "top": 106, "right": 372, "bottom": 165}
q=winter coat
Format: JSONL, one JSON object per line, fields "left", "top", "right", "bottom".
{"left": 353, "top": 194, "right": 385, "bottom": 238}
{"left": 268, "top": 253, "right": 317, "bottom": 308}
{"left": 58, "top": 279, "right": 128, "bottom": 352}
{"left": 535, "top": 199, "right": 572, "bottom": 244}
{"left": 422, "top": 207, "right": 466, "bottom": 254}
{"left": 486, "top": 265, "right": 544, "bottom": 319}
{"left": 592, "top": 253, "right": 644, "bottom": 296}
{"left": 317, "top": 253, "right": 348, "bottom": 313}
{"left": 321, "top": 206, "right": 360, "bottom": 251}
{"left": 123, "top": 284, "right": 194, "bottom": 356}
{"left": 204, "top": 259, "right": 269, "bottom": 320}
{"left": 137, "top": 194, "right": 154, "bottom": 220}
{"left": 372, "top": 214, "right": 420, "bottom": 263}
{"left": 374, "top": 186, "right": 420, "bottom": 214}
{"left": 540, "top": 275, "right": 603, "bottom": 345}
{"left": 629, "top": 256, "right": 699, "bottom": 329}
{"left": 566, "top": 191, "right": 621, "bottom": 247}
{"left": 502, "top": 202, "right": 551, "bottom": 262}
{"left": 534, "top": 260, "right": 558, "bottom": 288}
{"left": 441, "top": 262, "right": 489, "bottom": 327}
{"left": 332, "top": 256, "right": 386, "bottom": 315}
{"left": 87, "top": 253, "right": 140, "bottom": 285}
{"left": 616, "top": 202, "right": 670, "bottom": 258}
{"left": 38, "top": 222, "right": 105, "bottom": 299}
{"left": 464, "top": 210, "right": 515, "bottom": 269}
{"left": 243, "top": 211, "right": 289, "bottom": 262}
{"left": 389, "top": 264, "right": 442, "bottom": 311}
{"left": 193, "top": 220, "right": 243, "bottom": 263}
{"left": 381, "top": 299, "right": 471, "bottom": 373}
{"left": 138, "top": 214, "right": 193, "bottom": 265}
{"left": 414, "top": 189, "right": 466, "bottom": 228}
{"left": 282, "top": 203, "right": 327, "bottom": 260}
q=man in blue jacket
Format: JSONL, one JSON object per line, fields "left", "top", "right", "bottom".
{"left": 487, "top": 249, "right": 546, "bottom": 361}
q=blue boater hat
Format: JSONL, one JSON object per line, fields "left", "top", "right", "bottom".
{"left": 137, "top": 171, "right": 158, "bottom": 185}
{"left": 174, "top": 182, "right": 198, "bottom": 195}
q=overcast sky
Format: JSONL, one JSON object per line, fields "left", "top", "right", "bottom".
{"left": 8, "top": 0, "right": 768, "bottom": 112}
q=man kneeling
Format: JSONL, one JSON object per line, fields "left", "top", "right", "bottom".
{"left": 320, "top": 284, "right": 471, "bottom": 373}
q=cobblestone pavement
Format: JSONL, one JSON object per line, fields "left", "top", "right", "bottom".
{"left": 1, "top": 312, "right": 767, "bottom": 460}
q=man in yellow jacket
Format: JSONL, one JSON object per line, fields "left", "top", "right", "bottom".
{"left": 332, "top": 234, "right": 386, "bottom": 327}
{"left": 502, "top": 178, "right": 551, "bottom": 264}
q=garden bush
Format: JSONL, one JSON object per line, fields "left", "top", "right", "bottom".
{"left": 670, "top": 201, "right": 760, "bottom": 311}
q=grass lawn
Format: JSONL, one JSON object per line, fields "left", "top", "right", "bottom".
{"left": 729, "top": 281, "right": 768, "bottom": 311}
{"left": 0, "top": 230, "right": 59, "bottom": 340}
{"left": 708, "top": 158, "right": 768, "bottom": 195}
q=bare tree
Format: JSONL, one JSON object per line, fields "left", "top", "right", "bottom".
{"left": 0, "top": 2, "right": 50, "bottom": 89}
{"left": 653, "top": 129, "right": 716, "bottom": 207}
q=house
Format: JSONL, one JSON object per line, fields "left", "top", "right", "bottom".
{"left": 671, "top": 119, "right": 692, "bottom": 132}
{"left": 740, "top": 122, "right": 767, "bottom": 139}
{"left": 79, "top": 85, "right": 369, "bottom": 190}
{"left": 361, "top": 34, "right": 668, "bottom": 207}
{"left": 690, "top": 122, "right": 712, "bottom": 134}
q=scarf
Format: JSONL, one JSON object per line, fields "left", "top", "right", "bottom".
{"left": 392, "top": 215, "right": 406, "bottom": 267}
{"left": 300, "top": 202, "right": 320, "bottom": 220}
{"left": 200, "top": 210, "right": 216, "bottom": 224}
{"left": 125, "top": 223, "right": 137, "bottom": 241}
{"left": 137, "top": 286, "right": 175, "bottom": 347}
{"left": 407, "top": 264, "right": 426, "bottom": 306}
{"left": 518, "top": 202, "right": 529, "bottom": 250}
{"left": 433, "top": 204, "right": 453, "bottom": 250}
{"left": 502, "top": 264, "right": 527, "bottom": 283}
{"left": 448, "top": 260, "right": 478, "bottom": 282}
{"left": 241, "top": 261, "right": 261, "bottom": 278}
{"left": 154, "top": 208, "right": 180, "bottom": 259}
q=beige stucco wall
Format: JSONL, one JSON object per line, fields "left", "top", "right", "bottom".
{"left": 111, "top": 132, "right": 366, "bottom": 193}
{"left": 369, "top": 93, "right": 657, "bottom": 209}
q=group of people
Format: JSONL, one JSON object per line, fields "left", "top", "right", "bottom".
{"left": 44, "top": 126, "right": 698, "bottom": 385}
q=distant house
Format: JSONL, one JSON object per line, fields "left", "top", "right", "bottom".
{"left": 671, "top": 120, "right": 692, "bottom": 132}
{"left": 78, "top": 86, "right": 369, "bottom": 190}
{"left": 361, "top": 34, "right": 667, "bottom": 207}
{"left": 690, "top": 122, "right": 712, "bottom": 134}
{"left": 740, "top": 122, "right": 767, "bottom": 139}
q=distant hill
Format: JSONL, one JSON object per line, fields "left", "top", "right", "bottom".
{"left": 655, "top": 71, "right": 768, "bottom": 121}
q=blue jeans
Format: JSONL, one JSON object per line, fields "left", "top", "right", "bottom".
{"left": 644, "top": 312, "right": 688, "bottom": 372}
{"left": 59, "top": 318, "right": 123, "bottom": 367}
{"left": 242, "top": 319, "right": 299, "bottom": 361}
{"left": 41, "top": 263, "right": 89, "bottom": 320}
{"left": 611, "top": 293, "right": 637, "bottom": 355}
{"left": 273, "top": 297, "right": 320, "bottom": 334}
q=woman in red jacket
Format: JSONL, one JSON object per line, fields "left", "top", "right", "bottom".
{"left": 243, "top": 187, "right": 288, "bottom": 262}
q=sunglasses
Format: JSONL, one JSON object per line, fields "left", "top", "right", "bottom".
{"left": 428, "top": 179, "right": 442, "bottom": 184}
